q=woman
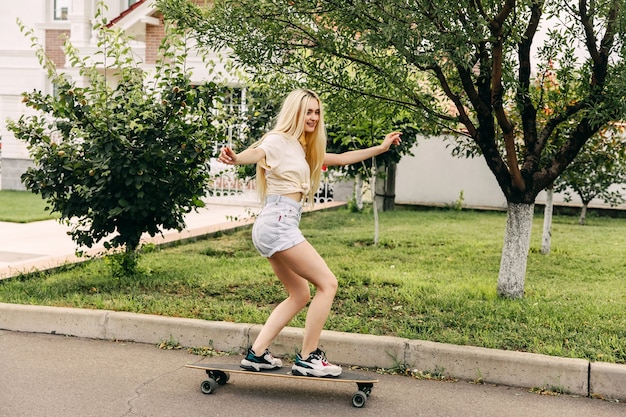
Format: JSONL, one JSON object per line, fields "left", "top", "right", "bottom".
{"left": 218, "top": 88, "right": 401, "bottom": 377}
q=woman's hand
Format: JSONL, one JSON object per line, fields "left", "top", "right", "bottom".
{"left": 218, "top": 147, "right": 238, "bottom": 165}
{"left": 380, "top": 131, "right": 402, "bottom": 152}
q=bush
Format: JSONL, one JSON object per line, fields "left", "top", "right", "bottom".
{"left": 8, "top": 6, "right": 220, "bottom": 273}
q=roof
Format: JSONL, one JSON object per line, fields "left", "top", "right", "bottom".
{"left": 105, "top": 0, "right": 158, "bottom": 43}
{"left": 107, "top": 0, "right": 148, "bottom": 27}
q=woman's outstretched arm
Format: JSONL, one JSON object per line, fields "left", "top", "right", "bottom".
{"left": 218, "top": 146, "right": 265, "bottom": 166}
{"left": 323, "top": 131, "right": 402, "bottom": 167}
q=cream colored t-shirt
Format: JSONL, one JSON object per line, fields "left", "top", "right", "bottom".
{"left": 257, "top": 133, "right": 311, "bottom": 197}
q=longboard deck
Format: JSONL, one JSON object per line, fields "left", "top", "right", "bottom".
{"left": 186, "top": 363, "right": 378, "bottom": 383}
{"left": 186, "top": 362, "right": 378, "bottom": 408}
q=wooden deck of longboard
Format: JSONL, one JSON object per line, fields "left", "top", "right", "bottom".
{"left": 185, "top": 363, "right": 378, "bottom": 383}
{"left": 186, "top": 363, "right": 378, "bottom": 407}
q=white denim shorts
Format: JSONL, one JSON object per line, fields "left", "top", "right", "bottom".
{"left": 252, "top": 195, "right": 305, "bottom": 258}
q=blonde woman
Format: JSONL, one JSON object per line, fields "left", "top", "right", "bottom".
{"left": 218, "top": 88, "right": 401, "bottom": 377}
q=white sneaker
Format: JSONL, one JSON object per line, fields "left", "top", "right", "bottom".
{"left": 240, "top": 348, "right": 283, "bottom": 371}
{"left": 291, "top": 348, "right": 342, "bottom": 377}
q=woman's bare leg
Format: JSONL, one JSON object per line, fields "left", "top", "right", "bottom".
{"left": 254, "top": 240, "right": 337, "bottom": 357}
{"left": 251, "top": 255, "right": 311, "bottom": 353}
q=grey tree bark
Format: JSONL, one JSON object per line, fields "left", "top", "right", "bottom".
{"left": 353, "top": 174, "right": 364, "bottom": 211}
{"left": 579, "top": 204, "right": 588, "bottom": 225}
{"left": 541, "top": 186, "right": 553, "bottom": 255}
{"left": 497, "top": 203, "right": 534, "bottom": 299}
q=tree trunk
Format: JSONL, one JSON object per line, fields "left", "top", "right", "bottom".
{"left": 540, "top": 186, "right": 553, "bottom": 255}
{"left": 497, "top": 203, "right": 534, "bottom": 299}
{"left": 383, "top": 163, "right": 396, "bottom": 211}
{"left": 579, "top": 204, "right": 588, "bottom": 225}
{"left": 374, "top": 164, "right": 384, "bottom": 212}
{"left": 354, "top": 174, "right": 364, "bottom": 211}
{"left": 370, "top": 160, "right": 379, "bottom": 244}
{"left": 374, "top": 163, "right": 397, "bottom": 212}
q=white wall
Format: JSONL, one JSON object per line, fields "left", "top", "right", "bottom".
{"left": 0, "top": 1, "right": 51, "bottom": 161}
{"left": 396, "top": 136, "right": 507, "bottom": 208}
{"left": 395, "top": 135, "right": 626, "bottom": 211}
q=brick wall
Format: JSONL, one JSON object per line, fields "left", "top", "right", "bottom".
{"left": 145, "top": 14, "right": 165, "bottom": 64}
{"left": 143, "top": 1, "right": 213, "bottom": 64}
{"left": 45, "top": 30, "right": 71, "bottom": 69}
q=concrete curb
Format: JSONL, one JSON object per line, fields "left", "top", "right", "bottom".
{"left": 1, "top": 302, "right": 624, "bottom": 401}
{"left": 406, "top": 339, "right": 589, "bottom": 395}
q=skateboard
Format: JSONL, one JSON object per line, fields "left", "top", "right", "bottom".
{"left": 186, "top": 363, "right": 378, "bottom": 408}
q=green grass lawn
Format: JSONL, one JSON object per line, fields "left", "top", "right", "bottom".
{"left": 0, "top": 207, "right": 624, "bottom": 364}
{"left": 0, "top": 190, "right": 58, "bottom": 222}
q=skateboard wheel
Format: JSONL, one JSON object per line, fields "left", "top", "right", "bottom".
{"left": 200, "top": 378, "right": 218, "bottom": 394}
{"left": 352, "top": 391, "right": 368, "bottom": 408}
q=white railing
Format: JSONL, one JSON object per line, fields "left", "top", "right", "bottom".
{"left": 206, "top": 161, "right": 337, "bottom": 206}
{"left": 206, "top": 161, "right": 258, "bottom": 205}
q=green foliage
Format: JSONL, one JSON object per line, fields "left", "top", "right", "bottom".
{"left": 158, "top": 0, "right": 421, "bottom": 167}
{"left": 158, "top": 335, "right": 183, "bottom": 350}
{"left": 446, "top": 190, "right": 465, "bottom": 211}
{"left": 7, "top": 5, "right": 219, "bottom": 265}
{"left": 326, "top": 114, "right": 417, "bottom": 178}
{"left": 159, "top": 0, "right": 626, "bottom": 204}
{"left": 554, "top": 128, "right": 626, "bottom": 208}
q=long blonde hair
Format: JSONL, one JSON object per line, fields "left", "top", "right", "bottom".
{"left": 255, "top": 89, "right": 327, "bottom": 205}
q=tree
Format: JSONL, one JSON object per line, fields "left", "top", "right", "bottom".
{"left": 7, "top": 8, "right": 219, "bottom": 274}
{"left": 511, "top": 59, "right": 563, "bottom": 255}
{"left": 540, "top": 184, "right": 554, "bottom": 254}
{"left": 554, "top": 126, "right": 626, "bottom": 225}
{"left": 323, "top": 90, "right": 418, "bottom": 211}
{"left": 159, "top": 0, "right": 626, "bottom": 298}
{"left": 325, "top": 100, "right": 417, "bottom": 244}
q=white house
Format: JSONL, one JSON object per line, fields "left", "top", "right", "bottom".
{"left": 1, "top": 1, "right": 145, "bottom": 189}
{"left": 1, "top": 1, "right": 624, "bottom": 212}
{"left": 0, "top": 0, "right": 218, "bottom": 190}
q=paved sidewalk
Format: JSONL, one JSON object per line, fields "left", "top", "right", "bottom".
{"left": 0, "top": 201, "right": 266, "bottom": 279}
{"left": 0, "top": 200, "right": 625, "bottom": 412}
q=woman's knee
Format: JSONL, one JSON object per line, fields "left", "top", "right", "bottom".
{"left": 318, "top": 274, "right": 338, "bottom": 296}
{"left": 289, "top": 287, "right": 311, "bottom": 308}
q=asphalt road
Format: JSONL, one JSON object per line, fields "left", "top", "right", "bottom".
{"left": 1, "top": 331, "right": 623, "bottom": 417}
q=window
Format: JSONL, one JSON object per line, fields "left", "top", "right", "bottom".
{"left": 128, "top": 0, "right": 139, "bottom": 6}
{"left": 220, "top": 87, "right": 244, "bottom": 114}
{"left": 53, "top": 0, "right": 70, "bottom": 21}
